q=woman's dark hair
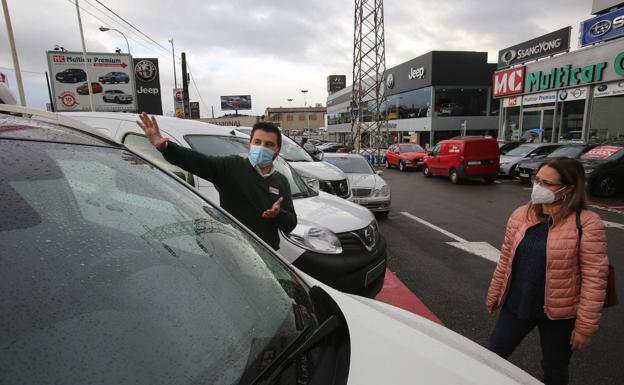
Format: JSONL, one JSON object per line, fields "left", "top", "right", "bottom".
{"left": 529, "top": 157, "right": 588, "bottom": 219}
{"left": 251, "top": 122, "right": 282, "bottom": 147}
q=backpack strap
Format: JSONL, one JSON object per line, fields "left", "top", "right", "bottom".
{"left": 576, "top": 211, "right": 583, "bottom": 239}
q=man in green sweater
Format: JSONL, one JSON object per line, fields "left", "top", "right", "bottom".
{"left": 137, "top": 113, "right": 297, "bottom": 250}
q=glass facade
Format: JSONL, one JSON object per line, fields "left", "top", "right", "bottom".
{"left": 589, "top": 95, "right": 624, "bottom": 143}
{"left": 556, "top": 100, "right": 585, "bottom": 142}
{"left": 386, "top": 87, "right": 432, "bottom": 120}
{"left": 502, "top": 107, "right": 521, "bottom": 141}
{"left": 434, "top": 87, "right": 489, "bottom": 117}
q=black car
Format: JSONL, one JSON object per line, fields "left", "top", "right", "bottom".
{"left": 55, "top": 68, "right": 87, "bottom": 83}
{"left": 579, "top": 144, "right": 624, "bottom": 197}
{"left": 515, "top": 144, "right": 598, "bottom": 182}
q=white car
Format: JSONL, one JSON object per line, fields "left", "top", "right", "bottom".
{"left": 63, "top": 112, "right": 386, "bottom": 298}
{"left": 1, "top": 104, "right": 542, "bottom": 385}
{"left": 102, "top": 89, "right": 133, "bottom": 104}
{"left": 499, "top": 143, "right": 561, "bottom": 177}
{"left": 322, "top": 153, "right": 391, "bottom": 214}
{"left": 236, "top": 127, "right": 352, "bottom": 200}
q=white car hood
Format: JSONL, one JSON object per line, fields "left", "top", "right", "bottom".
{"left": 347, "top": 173, "right": 385, "bottom": 190}
{"left": 324, "top": 288, "right": 542, "bottom": 385}
{"left": 289, "top": 161, "right": 346, "bottom": 182}
{"left": 292, "top": 191, "right": 374, "bottom": 233}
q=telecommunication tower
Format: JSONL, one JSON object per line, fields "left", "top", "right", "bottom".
{"left": 350, "top": 0, "right": 388, "bottom": 158}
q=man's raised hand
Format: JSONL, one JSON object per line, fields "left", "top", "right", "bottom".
{"left": 136, "top": 112, "right": 168, "bottom": 150}
{"left": 262, "top": 197, "right": 283, "bottom": 219}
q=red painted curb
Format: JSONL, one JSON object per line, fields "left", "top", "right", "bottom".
{"left": 375, "top": 270, "right": 445, "bottom": 326}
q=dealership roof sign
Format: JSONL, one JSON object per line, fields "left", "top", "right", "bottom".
{"left": 580, "top": 6, "right": 624, "bottom": 47}
{"left": 493, "top": 67, "right": 525, "bottom": 97}
{"left": 497, "top": 27, "right": 571, "bottom": 69}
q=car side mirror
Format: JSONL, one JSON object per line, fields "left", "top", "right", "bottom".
{"left": 376, "top": 170, "right": 384, "bottom": 176}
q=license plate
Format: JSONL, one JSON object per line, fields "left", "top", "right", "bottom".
{"left": 355, "top": 199, "right": 368, "bottom": 204}
{"left": 365, "top": 260, "right": 386, "bottom": 286}
{"left": 519, "top": 173, "right": 529, "bottom": 178}
{"left": 467, "top": 161, "right": 481, "bottom": 165}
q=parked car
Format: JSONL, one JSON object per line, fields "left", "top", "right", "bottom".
{"left": 323, "top": 153, "right": 391, "bottom": 214}
{"left": 54, "top": 68, "right": 87, "bottom": 83}
{"left": 98, "top": 71, "right": 130, "bottom": 84}
{"left": 102, "top": 89, "right": 133, "bottom": 104}
{"left": 499, "top": 143, "right": 561, "bottom": 178}
{"left": 498, "top": 141, "right": 522, "bottom": 155}
{"left": 1, "top": 105, "right": 542, "bottom": 385}
{"left": 515, "top": 144, "right": 598, "bottom": 182}
{"left": 423, "top": 137, "right": 500, "bottom": 184}
{"left": 64, "top": 112, "right": 384, "bottom": 297}
{"left": 318, "top": 142, "right": 350, "bottom": 153}
{"left": 76, "top": 82, "right": 103, "bottom": 95}
{"left": 439, "top": 102, "right": 464, "bottom": 116}
{"left": 385, "top": 143, "right": 427, "bottom": 171}
{"left": 579, "top": 144, "right": 624, "bottom": 197}
{"left": 0, "top": 83, "right": 16, "bottom": 104}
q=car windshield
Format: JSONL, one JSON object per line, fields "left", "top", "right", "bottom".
{"left": 505, "top": 145, "right": 538, "bottom": 157}
{"left": 399, "top": 144, "right": 423, "bottom": 153}
{"left": 581, "top": 145, "right": 624, "bottom": 161}
{"left": 547, "top": 146, "right": 584, "bottom": 158}
{"left": 279, "top": 135, "right": 314, "bottom": 162}
{"left": 324, "top": 156, "right": 374, "bottom": 175}
{"left": 184, "top": 135, "right": 316, "bottom": 198}
{"left": 0, "top": 136, "right": 319, "bottom": 385}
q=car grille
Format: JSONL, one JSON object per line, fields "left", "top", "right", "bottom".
{"left": 352, "top": 188, "right": 372, "bottom": 197}
{"left": 517, "top": 166, "right": 533, "bottom": 177}
{"left": 336, "top": 221, "right": 379, "bottom": 252}
{"left": 320, "top": 179, "right": 350, "bottom": 198}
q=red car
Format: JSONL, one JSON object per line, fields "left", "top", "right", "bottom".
{"left": 423, "top": 137, "right": 500, "bottom": 184}
{"left": 76, "top": 82, "right": 103, "bottom": 95}
{"left": 385, "top": 143, "right": 427, "bottom": 171}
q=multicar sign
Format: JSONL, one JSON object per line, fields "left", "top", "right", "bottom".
{"left": 580, "top": 6, "right": 624, "bottom": 47}
{"left": 498, "top": 27, "right": 571, "bottom": 69}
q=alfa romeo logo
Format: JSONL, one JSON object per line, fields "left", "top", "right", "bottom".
{"left": 589, "top": 20, "right": 612, "bottom": 37}
{"left": 386, "top": 73, "right": 395, "bottom": 89}
{"left": 135, "top": 60, "right": 157, "bottom": 82}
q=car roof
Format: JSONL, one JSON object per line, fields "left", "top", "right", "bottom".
{"left": 63, "top": 112, "right": 250, "bottom": 138}
{"left": 322, "top": 153, "right": 364, "bottom": 158}
{"left": 0, "top": 105, "right": 121, "bottom": 147}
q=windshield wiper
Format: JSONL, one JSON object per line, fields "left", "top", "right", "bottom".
{"left": 249, "top": 315, "right": 340, "bottom": 385}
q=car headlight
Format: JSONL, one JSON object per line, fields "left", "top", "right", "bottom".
{"left": 372, "top": 185, "right": 390, "bottom": 197}
{"left": 301, "top": 176, "right": 320, "bottom": 192}
{"left": 283, "top": 221, "right": 342, "bottom": 254}
{"left": 584, "top": 168, "right": 596, "bottom": 175}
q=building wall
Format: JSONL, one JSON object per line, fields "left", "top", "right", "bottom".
{"left": 264, "top": 107, "right": 326, "bottom": 132}
{"left": 200, "top": 115, "right": 260, "bottom": 127}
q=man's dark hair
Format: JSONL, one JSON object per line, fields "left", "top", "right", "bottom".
{"left": 251, "top": 122, "right": 282, "bottom": 147}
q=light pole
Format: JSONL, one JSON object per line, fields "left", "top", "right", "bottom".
{"left": 168, "top": 39, "right": 177, "bottom": 89}
{"left": 301, "top": 90, "right": 310, "bottom": 138}
{"left": 287, "top": 98, "right": 293, "bottom": 107}
{"left": 98, "top": 26, "right": 130, "bottom": 54}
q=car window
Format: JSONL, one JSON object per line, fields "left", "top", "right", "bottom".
{"left": 431, "top": 144, "right": 441, "bottom": 156}
{"left": 0, "top": 139, "right": 319, "bottom": 385}
{"left": 399, "top": 144, "right": 424, "bottom": 153}
{"left": 122, "top": 134, "right": 192, "bottom": 184}
{"left": 505, "top": 145, "right": 536, "bottom": 157}
{"left": 324, "top": 156, "right": 374, "bottom": 174}
{"left": 532, "top": 146, "right": 557, "bottom": 156}
{"left": 280, "top": 135, "right": 314, "bottom": 162}
{"left": 547, "top": 146, "right": 584, "bottom": 158}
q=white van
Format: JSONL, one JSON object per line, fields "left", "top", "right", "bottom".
{"left": 63, "top": 112, "right": 386, "bottom": 298}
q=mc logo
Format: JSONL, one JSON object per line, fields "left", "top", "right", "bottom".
{"left": 493, "top": 67, "right": 525, "bottom": 97}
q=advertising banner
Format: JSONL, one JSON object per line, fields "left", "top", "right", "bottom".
{"left": 593, "top": 80, "right": 624, "bottom": 97}
{"left": 522, "top": 91, "right": 557, "bottom": 106}
{"left": 580, "top": 6, "right": 624, "bottom": 47}
{"left": 46, "top": 51, "right": 136, "bottom": 112}
{"left": 498, "top": 27, "right": 571, "bottom": 69}
{"left": 173, "top": 88, "right": 184, "bottom": 118}
{"left": 190, "top": 102, "right": 200, "bottom": 119}
{"left": 557, "top": 87, "right": 589, "bottom": 101}
{"left": 133, "top": 58, "right": 162, "bottom": 115}
{"left": 221, "top": 95, "right": 252, "bottom": 110}
{"left": 327, "top": 75, "right": 347, "bottom": 92}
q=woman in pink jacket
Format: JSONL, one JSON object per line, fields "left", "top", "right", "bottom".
{"left": 486, "top": 157, "right": 609, "bottom": 385}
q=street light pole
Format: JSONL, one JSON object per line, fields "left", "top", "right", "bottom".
{"left": 301, "top": 90, "right": 310, "bottom": 138}
{"left": 75, "top": 0, "right": 95, "bottom": 111}
{"left": 1, "top": 0, "right": 26, "bottom": 106}
{"left": 287, "top": 98, "right": 293, "bottom": 107}
{"left": 98, "top": 26, "right": 130, "bottom": 54}
{"left": 168, "top": 39, "right": 177, "bottom": 89}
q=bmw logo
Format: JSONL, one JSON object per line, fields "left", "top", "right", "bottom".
{"left": 386, "top": 73, "right": 395, "bottom": 89}
{"left": 558, "top": 90, "right": 568, "bottom": 101}
{"left": 134, "top": 60, "right": 157, "bottom": 82}
{"left": 589, "top": 20, "right": 612, "bottom": 37}
{"left": 597, "top": 84, "right": 609, "bottom": 92}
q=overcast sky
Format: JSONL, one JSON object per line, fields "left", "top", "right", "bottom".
{"left": 0, "top": 0, "right": 593, "bottom": 117}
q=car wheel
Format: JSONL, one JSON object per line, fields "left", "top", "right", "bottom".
{"left": 594, "top": 175, "right": 618, "bottom": 197}
{"left": 423, "top": 166, "right": 432, "bottom": 177}
{"left": 399, "top": 161, "right": 406, "bottom": 172}
{"left": 450, "top": 169, "right": 460, "bottom": 184}
{"left": 114, "top": 97, "right": 119, "bottom": 103}
{"left": 509, "top": 165, "right": 518, "bottom": 179}
{"left": 385, "top": 159, "right": 391, "bottom": 169}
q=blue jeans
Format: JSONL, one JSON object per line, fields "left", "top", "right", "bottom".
{"left": 488, "top": 306, "right": 575, "bottom": 385}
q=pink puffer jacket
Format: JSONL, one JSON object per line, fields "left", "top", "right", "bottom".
{"left": 486, "top": 204, "right": 609, "bottom": 337}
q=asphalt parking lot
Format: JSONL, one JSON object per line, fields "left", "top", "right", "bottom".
{"left": 375, "top": 167, "right": 624, "bottom": 385}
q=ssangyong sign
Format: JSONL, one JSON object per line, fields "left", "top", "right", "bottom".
{"left": 493, "top": 67, "right": 525, "bottom": 97}
{"left": 46, "top": 51, "right": 137, "bottom": 112}
{"left": 133, "top": 58, "right": 162, "bottom": 115}
{"left": 497, "top": 27, "right": 571, "bottom": 69}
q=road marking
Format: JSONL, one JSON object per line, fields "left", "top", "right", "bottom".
{"left": 400, "top": 212, "right": 500, "bottom": 262}
{"left": 604, "top": 220, "right": 624, "bottom": 230}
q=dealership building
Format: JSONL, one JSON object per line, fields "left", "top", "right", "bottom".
{"left": 326, "top": 51, "right": 499, "bottom": 147}
{"left": 495, "top": 2, "right": 624, "bottom": 144}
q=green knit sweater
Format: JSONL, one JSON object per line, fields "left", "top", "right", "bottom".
{"left": 160, "top": 142, "right": 297, "bottom": 250}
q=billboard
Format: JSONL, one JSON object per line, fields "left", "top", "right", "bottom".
{"left": 580, "top": 6, "right": 624, "bottom": 47}
{"left": 327, "top": 75, "right": 347, "bottom": 92}
{"left": 190, "top": 101, "right": 200, "bottom": 119}
{"left": 46, "top": 51, "right": 137, "bottom": 112}
{"left": 592, "top": 0, "right": 624, "bottom": 14}
{"left": 497, "top": 27, "right": 571, "bottom": 69}
{"left": 133, "top": 58, "right": 162, "bottom": 115}
{"left": 173, "top": 88, "right": 184, "bottom": 118}
{"left": 221, "top": 95, "right": 251, "bottom": 110}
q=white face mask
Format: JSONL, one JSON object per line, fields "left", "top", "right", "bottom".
{"left": 531, "top": 183, "right": 566, "bottom": 205}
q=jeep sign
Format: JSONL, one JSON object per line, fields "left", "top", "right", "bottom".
{"left": 493, "top": 67, "right": 525, "bottom": 97}
{"left": 133, "top": 58, "right": 162, "bottom": 115}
